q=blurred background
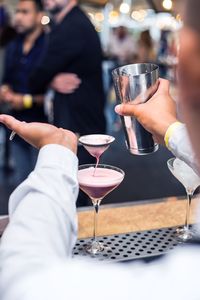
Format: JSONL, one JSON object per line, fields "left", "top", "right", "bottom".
{"left": 0, "top": 0, "right": 186, "bottom": 214}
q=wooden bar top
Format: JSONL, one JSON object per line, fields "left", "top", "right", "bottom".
{"left": 78, "top": 196, "right": 200, "bottom": 239}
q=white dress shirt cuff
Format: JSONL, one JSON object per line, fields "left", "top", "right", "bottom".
{"left": 168, "top": 124, "right": 199, "bottom": 174}
{"left": 35, "top": 144, "right": 78, "bottom": 177}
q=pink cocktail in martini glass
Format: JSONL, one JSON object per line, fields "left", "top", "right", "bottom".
{"left": 79, "top": 134, "right": 115, "bottom": 173}
{"left": 78, "top": 164, "right": 124, "bottom": 254}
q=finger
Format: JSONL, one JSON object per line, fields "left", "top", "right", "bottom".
{"left": 0, "top": 115, "right": 27, "bottom": 135}
{"left": 65, "top": 78, "right": 81, "bottom": 85}
{"left": 64, "top": 73, "right": 79, "bottom": 79}
{"left": 67, "top": 83, "right": 80, "bottom": 89}
{"left": 73, "top": 79, "right": 81, "bottom": 85}
{"left": 62, "top": 74, "right": 81, "bottom": 83}
{"left": 60, "top": 74, "right": 76, "bottom": 81}
{"left": 62, "top": 89, "right": 74, "bottom": 94}
{"left": 56, "top": 88, "right": 74, "bottom": 94}
{"left": 158, "top": 78, "right": 170, "bottom": 93}
{"left": 115, "top": 103, "right": 141, "bottom": 117}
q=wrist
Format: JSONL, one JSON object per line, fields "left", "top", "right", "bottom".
{"left": 56, "top": 132, "right": 77, "bottom": 155}
{"left": 23, "top": 94, "right": 33, "bottom": 109}
{"left": 36, "top": 144, "right": 78, "bottom": 172}
{"left": 39, "top": 129, "right": 77, "bottom": 155}
{"left": 164, "top": 121, "right": 183, "bottom": 149}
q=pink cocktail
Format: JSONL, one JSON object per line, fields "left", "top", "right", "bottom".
{"left": 78, "top": 167, "right": 124, "bottom": 202}
{"left": 78, "top": 164, "right": 124, "bottom": 254}
{"left": 79, "top": 134, "right": 115, "bottom": 174}
{"left": 79, "top": 134, "right": 115, "bottom": 159}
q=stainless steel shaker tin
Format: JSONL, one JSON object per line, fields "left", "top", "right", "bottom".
{"left": 112, "top": 63, "right": 159, "bottom": 155}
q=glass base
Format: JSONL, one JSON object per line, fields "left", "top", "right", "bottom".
{"left": 174, "top": 227, "right": 194, "bottom": 242}
{"left": 128, "top": 144, "right": 159, "bottom": 156}
{"left": 85, "top": 241, "right": 111, "bottom": 255}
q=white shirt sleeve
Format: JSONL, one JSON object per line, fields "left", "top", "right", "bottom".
{"left": 168, "top": 123, "right": 199, "bottom": 175}
{"left": 1, "top": 144, "right": 200, "bottom": 300}
{"left": 0, "top": 144, "right": 79, "bottom": 298}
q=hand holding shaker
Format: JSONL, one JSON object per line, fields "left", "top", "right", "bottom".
{"left": 112, "top": 63, "right": 159, "bottom": 155}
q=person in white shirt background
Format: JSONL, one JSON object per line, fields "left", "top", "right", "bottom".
{"left": 1, "top": 0, "right": 200, "bottom": 299}
{"left": 108, "top": 26, "right": 137, "bottom": 65}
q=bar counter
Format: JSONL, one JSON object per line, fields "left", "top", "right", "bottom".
{"left": 78, "top": 196, "right": 200, "bottom": 239}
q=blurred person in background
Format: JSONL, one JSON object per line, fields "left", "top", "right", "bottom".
{"left": 0, "top": 1, "right": 16, "bottom": 170}
{"left": 137, "top": 30, "right": 155, "bottom": 63}
{"left": 108, "top": 26, "right": 137, "bottom": 65}
{"left": 0, "top": 0, "right": 80, "bottom": 184}
{"left": 28, "top": 0, "right": 106, "bottom": 206}
{"left": 0, "top": 1, "right": 16, "bottom": 83}
{"left": 105, "top": 26, "right": 137, "bottom": 133}
{"left": 157, "top": 30, "right": 169, "bottom": 60}
{"left": 30, "top": 0, "right": 106, "bottom": 159}
{"left": 157, "top": 30, "right": 170, "bottom": 78}
{"left": 0, "top": 0, "right": 48, "bottom": 184}
{"left": 0, "top": 0, "right": 8, "bottom": 31}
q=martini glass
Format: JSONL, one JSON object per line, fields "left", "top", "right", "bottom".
{"left": 79, "top": 134, "right": 115, "bottom": 172}
{"left": 78, "top": 164, "right": 125, "bottom": 254}
{"left": 167, "top": 158, "right": 200, "bottom": 241}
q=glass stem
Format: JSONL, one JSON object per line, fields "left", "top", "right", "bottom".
{"left": 93, "top": 201, "right": 100, "bottom": 242}
{"left": 93, "top": 156, "right": 100, "bottom": 176}
{"left": 184, "top": 191, "right": 193, "bottom": 231}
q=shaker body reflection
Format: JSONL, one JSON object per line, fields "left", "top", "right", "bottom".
{"left": 112, "top": 63, "right": 159, "bottom": 155}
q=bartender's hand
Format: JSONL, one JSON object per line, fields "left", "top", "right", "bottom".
{"left": 115, "top": 79, "right": 177, "bottom": 145}
{"left": 0, "top": 85, "right": 11, "bottom": 102}
{"left": 0, "top": 86, "right": 24, "bottom": 109}
{"left": 4, "top": 91, "right": 24, "bottom": 110}
{"left": 0, "top": 114, "right": 77, "bottom": 154}
{"left": 51, "top": 73, "right": 81, "bottom": 94}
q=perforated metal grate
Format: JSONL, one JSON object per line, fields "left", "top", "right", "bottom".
{"left": 73, "top": 226, "right": 180, "bottom": 262}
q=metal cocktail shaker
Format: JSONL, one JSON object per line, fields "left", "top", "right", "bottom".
{"left": 112, "top": 63, "right": 159, "bottom": 155}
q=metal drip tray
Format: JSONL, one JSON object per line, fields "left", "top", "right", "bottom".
{"left": 73, "top": 226, "right": 180, "bottom": 262}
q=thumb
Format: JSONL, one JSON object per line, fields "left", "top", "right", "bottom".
{"left": 115, "top": 103, "right": 141, "bottom": 117}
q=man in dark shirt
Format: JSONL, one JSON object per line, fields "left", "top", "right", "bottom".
{"left": 0, "top": 0, "right": 47, "bottom": 184}
{"left": 31, "top": 0, "right": 106, "bottom": 166}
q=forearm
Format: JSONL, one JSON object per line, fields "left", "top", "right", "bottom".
{"left": 33, "top": 94, "right": 44, "bottom": 105}
{"left": 10, "top": 93, "right": 44, "bottom": 110}
{"left": 0, "top": 145, "right": 79, "bottom": 290}
{"left": 24, "top": 94, "right": 45, "bottom": 106}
